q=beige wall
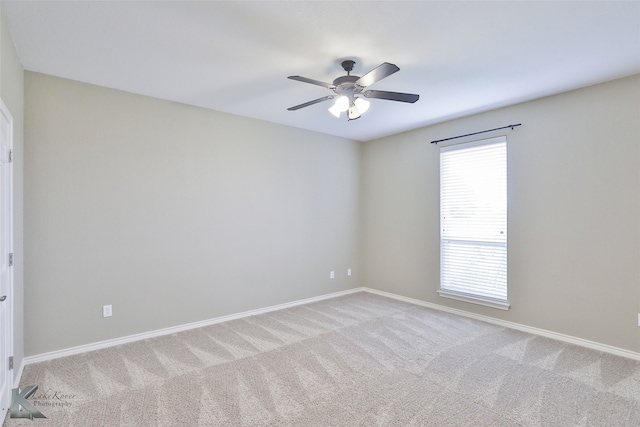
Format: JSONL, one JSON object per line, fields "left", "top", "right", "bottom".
{"left": 21, "top": 67, "right": 640, "bottom": 355}
{"left": 362, "top": 74, "right": 640, "bottom": 352}
{"left": 24, "top": 72, "right": 361, "bottom": 356}
{"left": 1, "top": 5, "right": 25, "bottom": 378}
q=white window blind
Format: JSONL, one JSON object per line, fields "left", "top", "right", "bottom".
{"left": 439, "top": 136, "right": 508, "bottom": 307}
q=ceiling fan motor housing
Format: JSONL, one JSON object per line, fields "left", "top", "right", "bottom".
{"left": 332, "top": 75, "right": 362, "bottom": 99}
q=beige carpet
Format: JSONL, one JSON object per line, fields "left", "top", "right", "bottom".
{"left": 4, "top": 292, "right": 640, "bottom": 426}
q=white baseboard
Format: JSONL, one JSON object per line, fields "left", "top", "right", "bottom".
{"left": 23, "top": 285, "right": 639, "bottom": 366}
{"left": 362, "top": 287, "right": 640, "bottom": 362}
{"left": 24, "top": 287, "right": 364, "bottom": 365}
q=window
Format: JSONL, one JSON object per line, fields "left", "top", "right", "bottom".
{"left": 439, "top": 136, "right": 509, "bottom": 310}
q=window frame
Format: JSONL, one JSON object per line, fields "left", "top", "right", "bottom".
{"left": 437, "top": 135, "right": 510, "bottom": 310}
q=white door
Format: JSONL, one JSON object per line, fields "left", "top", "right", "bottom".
{"left": 0, "top": 99, "right": 14, "bottom": 419}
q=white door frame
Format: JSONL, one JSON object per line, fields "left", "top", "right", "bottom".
{"left": 0, "top": 98, "right": 14, "bottom": 420}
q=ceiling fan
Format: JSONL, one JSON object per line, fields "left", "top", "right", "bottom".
{"left": 287, "top": 60, "right": 419, "bottom": 120}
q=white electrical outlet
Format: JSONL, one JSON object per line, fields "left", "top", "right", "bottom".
{"left": 347, "top": 269, "right": 352, "bottom": 276}
{"left": 103, "top": 304, "right": 112, "bottom": 318}
{"left": 330, "top": 271, "right": 335, "bottom": 279}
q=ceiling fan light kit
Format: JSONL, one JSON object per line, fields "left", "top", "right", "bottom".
{"left": 328, "top": 96, "right": 349, "bottom": 118}
{"left": 288, "top": 60, "right": 419, "bottom": 121}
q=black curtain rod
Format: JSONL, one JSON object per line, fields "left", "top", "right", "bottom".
{"left": 430, "top": 123, "right": 522, "bottom": 144}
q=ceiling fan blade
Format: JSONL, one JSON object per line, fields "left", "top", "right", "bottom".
{"left": 288, "top": 76, "right": 336, "bottom": 90}
{"left": 355, "top": 62, "right": 400, "bottom": 87}
{"left": 363, "top": 90, "right": 419, "bottom": 103}
{"left": 287, "top": 95, "right": 335, "bottom": 111}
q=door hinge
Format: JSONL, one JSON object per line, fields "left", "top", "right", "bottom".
{"left": 8, "top": 253, "right": 13, "bottom": 267}
{"left": 9, "top": 356, "right": 13, "bottom": 370}
{"left": 8, "top": 150, "right": 12, "bottom": 163}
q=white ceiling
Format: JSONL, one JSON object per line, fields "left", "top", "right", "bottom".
{"left": 3, "top": 1, "right": 640, "bottom": 141}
